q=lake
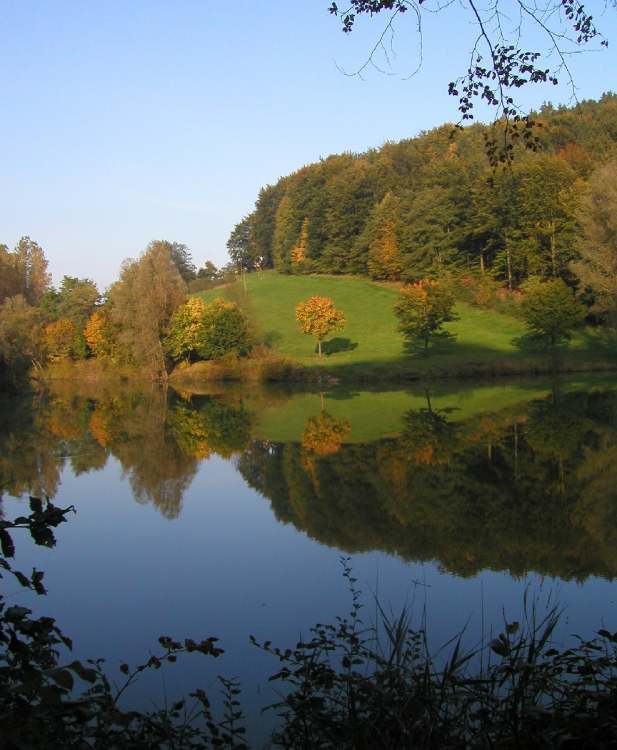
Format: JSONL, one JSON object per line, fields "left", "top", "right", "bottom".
{"left": 2, "top": 376, "right": 617, "bottom": 744}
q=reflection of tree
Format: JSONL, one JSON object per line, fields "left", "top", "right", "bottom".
{"left": 237, "top": 389, "right": 617, "bottom": 581}
{"left": 92, "top": 390, "right": 197, "bottom": 519}
{"left": 400, "top": 406, "right": 458, "bottom": 466}
{"left": 168, "top": 397, "right": 252, "bottom": 460}
{"left": 0, "top": 396, "right": 65, "bottom": 500}
{"left": 1, "top": 388, "right": 253, "bottom": 520}
{"left": 301, "top": 412, "right": 351, "bottom": 457}
{"left": 525, "top": 389, "right": 591, "bottom": 495}
{"left": 300, "top": 411, "right": 351, "bottom": 491}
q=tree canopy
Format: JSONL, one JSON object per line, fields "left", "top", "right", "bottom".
{"left": 327, "top": 0, "right": 610, "bottom": 163}
{"left": 296, "top": 296, "right": 346, "bottom": 356}
{"left": 227, "top": 95, "right": 617, "bottom": 293}
{"left": 108, "top": 242, "right": 187, "bottom": 379}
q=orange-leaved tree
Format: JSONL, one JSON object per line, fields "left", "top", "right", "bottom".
{"left": 295, "top": 296, "right": 346, "bottom": 357}
{"left": 84, "top": 308, "right": 119, "bottom": 361}
{"left": 44, "top": 318, "right": 77, "bottom": 362}
{"left": 301, "top": 412, "right": 351, "bottom": 457}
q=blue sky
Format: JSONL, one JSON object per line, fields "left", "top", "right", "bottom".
{"left": 1, "top": 0, "right": 616, "bottom": 289}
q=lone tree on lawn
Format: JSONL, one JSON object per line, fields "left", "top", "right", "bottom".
{"left": 395, "top": 280, "right": 457, "bottom": 351}
{"left": 296, "top": 296, "right": 346, "bottom": 357}
{"left": 520, "top": 278, "right": 585, "bottom": 347}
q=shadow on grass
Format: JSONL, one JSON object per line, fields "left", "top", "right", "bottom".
{"left": 402, "top": 331, "right": 458, "bottom": 356}
{"left": 577, "top": 327, "right": 617, "bottom": 358}
{"left": 306, "top": 337, "right": 617, "bottom": 382}
{"left": 511, "top": 332, "right": 578, "bottom": 354}
{"left": 323, "top": 338, "right": 358, "bottom": 356}
{"left": 263, "top": 330, "right": 282, "bottom": 347}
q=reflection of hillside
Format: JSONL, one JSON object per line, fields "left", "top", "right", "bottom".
{"left": 237, "top": 389, "right": 617, "bottom": 581}
{"left": 4, "top": 383, "right": 617, "bottom": 577}
{"left": 0, "top": 390, "right": 252, "bottom": 518}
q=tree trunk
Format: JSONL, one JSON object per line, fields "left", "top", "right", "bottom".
{"left": 550, "top": 221, "right": 557, "bottom": 277}
{"left": 318, "top": 339, "right": 322, "bottom": 357}
{"left": 480, "top": 252, "right": 485, "bottom": 274}
{"left": 505, "top": 231, "right": 513, "bottom": 290}
{"left": 425, "top": 389, "right": 433, "bottom": 413}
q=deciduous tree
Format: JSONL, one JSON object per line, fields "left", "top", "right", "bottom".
{"left": 573, "top": 160, "right": 617, "bottom": 322}
{"left": 0, "top": 295, "right": 44, "bottom": 380}
{"left": 520, "top": 277, "right": 585, "bottom": 346}
{"left": 44, "top": 319, "right": 78, "bottom": 362}
{"left": 328, "top": 0, "right": 609, "bottom": 164}
{"left": 291, "top": 218, "right": 310, "bottom": 267}
{"left": 296, "top": 296, "right": 346, "bottom": 357}
{"left": 13, "top": 236, "right": 51, "bottom": 305}
{"left": 165, "top": 297, "right": 251, "bottom": 362}
{"left": 84, "top": 308, "right": 119, "bottom": 361}
{"left": 395, "top": 280, "right": 457, "bottom": 350}
{"left": 108, "top": 243, "right": 188, "bottom": 379}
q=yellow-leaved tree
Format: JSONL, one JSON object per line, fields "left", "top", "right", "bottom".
{"left": 44, "top": 319, "right": 77, "bottom": 362}
{"left": 291, "top": 218, "right": 309, "bottom": 267}
{"left": 367, "top": 218, "right": 403, "bottom": 281}
{"left": 295, "top": 296, "right": 346, "bottom": 357}
{"left": 301, "top": 412, "right": 351, "bottom": 457}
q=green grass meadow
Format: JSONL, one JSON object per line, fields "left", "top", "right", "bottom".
{"left": 199, "top": 271, "right": 616, "bottom": 380}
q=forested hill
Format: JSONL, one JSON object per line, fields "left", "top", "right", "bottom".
{"left": 227, "top": 94, "right": 617, "bottom": 288}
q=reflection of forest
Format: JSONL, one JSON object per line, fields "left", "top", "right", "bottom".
{"left": 238, "top": 388, "right": 617, "bottom": 581}
{"left": 2, "top": 385, "right": 617, "bottom": 580}
{"left": 0, "top": 388, "right": 252, "bottom": 519}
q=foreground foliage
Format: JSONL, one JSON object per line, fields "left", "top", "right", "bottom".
{"left": 4, "top": 491, "right": 617, "bottom": 746}
{"left": 255, "top": 562, "right": 617, "bottom": 749}
{"left": 0, "top": 501, "right": 247, "bottom": 749}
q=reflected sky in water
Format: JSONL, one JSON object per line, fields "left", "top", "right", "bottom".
{"left": 3, "top": 378, "right": 617, "bottom": 743}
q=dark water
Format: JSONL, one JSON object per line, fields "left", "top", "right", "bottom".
{"left": 2, "top": 377, "right": 617, "bottom": 743}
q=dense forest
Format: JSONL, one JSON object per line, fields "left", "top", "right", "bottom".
{"left": 3, "top": 96, "right": 617, "bottom": 389}
{"left": 228, "top": 94, "right": 617, "bottom": 292}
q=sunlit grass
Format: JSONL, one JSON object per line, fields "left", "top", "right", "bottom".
{"left": 199, "top": 271, "right": 616, "bottom": 378}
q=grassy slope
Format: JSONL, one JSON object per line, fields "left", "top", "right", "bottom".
{"left": 200, "top": 271, "right": 616, "bottom": 380}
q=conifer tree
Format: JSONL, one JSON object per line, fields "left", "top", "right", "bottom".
{"left": 367, "top": 218, "right": 403, "bottom": 280}
{"left": 291, "top": 218, "right": 309, "bottom": 267}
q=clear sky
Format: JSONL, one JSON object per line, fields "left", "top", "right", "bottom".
{"left": 1, "top": 0, "right": 616, "bottom": 289}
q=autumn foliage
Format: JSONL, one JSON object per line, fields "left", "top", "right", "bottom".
{"left": 301, "top": 412, "right": 351, "bottom": 457}
{"left": 83, "top": 309, "right": 119, "bottom": 361}
{"left": 395, "top": 280, "right": 457, "bottom": 351}
{"left": 367, "top": 220, "right": 403, "bottom": 280}
{"left": 44, "top": 319, "right": 77, "bottom": 362}
{"left": 295, "top": 296, "right": 346, "bottom": 356}
{"left": 165, "top": 297, "right": 251, "bottom": 362}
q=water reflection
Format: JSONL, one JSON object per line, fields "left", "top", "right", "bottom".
{"left": 2, "top": 381, "right": 617, "bottom": 579}
{"left": 0, "top": 387, "right": 253, "bottom": 519}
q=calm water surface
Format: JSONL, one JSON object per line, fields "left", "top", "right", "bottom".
{"left": 2, "top": 376, "right": 617, "bottom": 743}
